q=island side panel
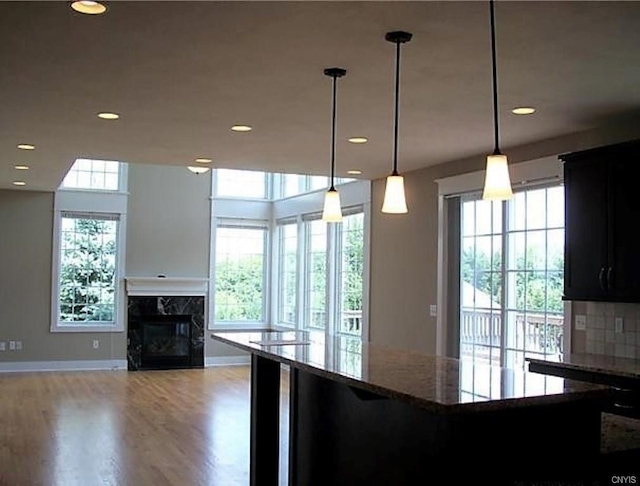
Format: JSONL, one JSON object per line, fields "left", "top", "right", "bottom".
{"left": 290, "top": 368, "right": 602, "bottom": 485}
{"left": 250, "top": 353, "right": 281, "bottom": 486}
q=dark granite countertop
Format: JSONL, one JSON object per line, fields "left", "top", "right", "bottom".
{"left": 527, "top": 353, "right": 640, "bottom": 380}
{"left": 212, "top": 330, "right": 608, "bottom": 414}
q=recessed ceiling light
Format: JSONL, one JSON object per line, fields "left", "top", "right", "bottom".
{"left": 97, "top": 112, "right": 120, "bottom": 120}
{"left": 512, "top": 107, "right": 536, "bottom": 115}
{"left": 12, "top": 181, "right": 26, "bottom": 186}
{"left": 187, "top": 166, "right": 210, "bottom": 174}
{"left": 347, "top": 170, "right": 362, "bottom": 175}
{"left": 14, "top": 165, "right": 30, "bottom": 170}
{"left": 348, "top": 137, "right": 368, "bottom": 144}
{"left": 17, "top": 144, "right": 35, "bottom": 150}
{"left": 195, "top": 158, "right": 212, "bottom": 164}
{"left": 231, "top": 125, "right": 252, "bottom": 132}
{"left": 71, "top": 1, "right": 107, "bottom": 15}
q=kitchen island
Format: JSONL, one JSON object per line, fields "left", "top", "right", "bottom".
{"left": 213, "top": 331, "right": 610, "bottom": 485}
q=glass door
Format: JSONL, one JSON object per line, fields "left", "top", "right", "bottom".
{"left": 460, "top": 185, "right": 565, "bottom": 369}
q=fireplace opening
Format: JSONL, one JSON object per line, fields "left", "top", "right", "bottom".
{"left": 140, "top": 314, "right": 192, "bottom": 370}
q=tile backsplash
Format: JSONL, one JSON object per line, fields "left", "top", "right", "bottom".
{"left": 572, "top": 302, "right": 640, "bottom": 359}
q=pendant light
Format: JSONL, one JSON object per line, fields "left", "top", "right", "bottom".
{"left": 482, "top": 0, "right": 513, "bottom": 200}
{"left": 382, "top": 31, "right": 412, "bottom": 214}
{"left": 322, "top": 67, "right": 347, "bottom": 223}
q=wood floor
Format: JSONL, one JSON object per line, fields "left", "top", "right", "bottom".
{"left": 0, "top": 367, "right": 289, "bottom": 486}
{"left": 2, "top": 367, "right": 639, "bottom": 486}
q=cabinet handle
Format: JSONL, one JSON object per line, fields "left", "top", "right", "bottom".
{"left": 607, "top": 267, "right": 613, "bottom": 290}
{"left": 599, "top": 267, "right": 606, "bottom": 290}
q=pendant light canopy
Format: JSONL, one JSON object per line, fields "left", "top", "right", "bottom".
{"left": 482, "top": 0, "right": 513, "bottom": 200}
{"left": 382, "top": 31, "right": 412, "bottom": 214}
{"left": 322, "top": 67, "right": 347, "bottom": 223}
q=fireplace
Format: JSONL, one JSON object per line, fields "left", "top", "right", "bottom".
{"left": 126, "top": 277, "right": 207, "bottom": 371}
{"left": 140, "top": 315, "right": 192, "bottom": 370}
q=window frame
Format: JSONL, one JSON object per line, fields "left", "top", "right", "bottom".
{"left": 51, "top": 180, "right": 128, "bottom": 333}
{"left": 210, "top": 219, "right": 270, "bottom": 328}
{"left": 336, "top": 210, "right": 366, "bottom": 337}
{"left": 59, "top": 159, "right": 128, "bottom": 194}
{"left": 301, "top": 214, "right": 330, "bottom": 331}
{"left": 275, "top": 218, "right": 300, "bottom": 328}
{"left": 213, "top": 169, "right": 270, "bottom": 200}
{"left": 434, "top": 156, "right": 568, "bottom": 358}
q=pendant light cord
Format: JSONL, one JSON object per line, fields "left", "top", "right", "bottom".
{"left": 392, "top": 40, "right": 401, "bottom": 176}
{"left": 330, "top": 73, "right": 338, "bottom": 190}
{"left": 490, "top": 0, "right": 501, "bottom": 156}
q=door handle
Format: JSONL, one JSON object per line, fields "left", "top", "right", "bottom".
{"left": 599, "top": 267, "right": 606, "bottom": 290}
{"left": 607, "top": 267, "right": 613, "bottom": 290}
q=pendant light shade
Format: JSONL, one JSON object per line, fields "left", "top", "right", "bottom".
{"left": 483, "top": 154, "right": 511, "bottom": 199}
{"left": 482, "top": 0, "right": 513, "bottom": 200}
{"left": 322, "top": 67, "right": 347, "bottom": 223}
{"left": 382, "top": 31, "right": 412, "bottom": 214}
{"left": 381, "top": 174, "right": 408, "bottom": 213}
{"left": 322, "top": 188, "right": 342, "bottom": 223}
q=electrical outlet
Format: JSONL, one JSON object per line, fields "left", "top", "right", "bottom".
{"left": 430, "top": 305, "right": 437, "bottom": 317}
{"left": 0, "top": 342, "right": 5, "bottom": 352}
{"left": 15, "top": 341, "right": 22, "bottom": 351}
{"left": 615, "top": 317, "right": 624, "bottom": 333}
{"left": 93, "top": 340, "right": 99, "bottom": 349}
{"left": 9, "top": 341, "right": 15, "bottom": 350}
{"left": 575, "top": 315, "right": 587, "bottom": 331}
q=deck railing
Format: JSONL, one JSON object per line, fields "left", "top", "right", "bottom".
{"left": 460, "top": 308, "right": 564, "bottom": 355}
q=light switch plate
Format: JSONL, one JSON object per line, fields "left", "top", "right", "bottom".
{"left": 430, "top": 305, "right": 437, "bottom": 317}
{"left": 0, "top": 342, "right": 5, "bottom": 352}
{"left": 15, "top": 341, "right": 22, "bottom": 351}
{"left": 575, "top": 314, "right": 587, "bottom": 331}
{"left": 615, "top": 317, "right": 624, "bottom": 333}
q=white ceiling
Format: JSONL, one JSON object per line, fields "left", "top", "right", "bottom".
{"left": 2, "top": 1, "right": 640, "bottom": 191}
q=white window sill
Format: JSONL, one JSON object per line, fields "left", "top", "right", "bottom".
{"left": 51, "top": 324, "right": 124, "bottom": 333}
{"left": 209, "top": 322, "right": 270, "bottom": 331}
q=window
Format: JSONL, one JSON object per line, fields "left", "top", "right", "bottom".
{"left": 214, "top": 225, "right": 267, "bottom": 323}
{"left": 338, "top": 213, "right": 364, "bottom": 336}
{"left": 272, "top": 210, "right": 366, "bottom": 336}
{"left": 61, "top": 158, "right": 121, "bottom": 191}
{"left": 52, "top": 159, "right": 127, "bottom": 332}
{"left": 303, "top": 218, "right": 327, "bottom": 330}
{"left": 281, "top": 174, "right": 306, "bottom": 198}
{"left": 460, "top": 184, "right": 564, "bottom": 368}
{"left": 208, "top": 168, "right": 371, "bottom": 334}
{"left": 309, "top": 176, "right": 328, "bottom": 192}
{"left": 215, "top": 169, "right": 267, "bottom": 199}
{"left": 277, "top": 221, "right": 298, "bottom": 326}
{"left": 58, "top": 213, "right": 119, "bottom": 323}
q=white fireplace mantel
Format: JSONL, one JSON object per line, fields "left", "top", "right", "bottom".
{"left": 125, "top": 277, "right": 209, "bottom": 297}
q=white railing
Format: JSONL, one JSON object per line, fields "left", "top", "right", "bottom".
{"left": 341, "top": 310, "right": 362, "bottom": 335}
{"left": 460, "top": 308, "right": 563, "bottom": 355}
{"left": 304, "top": 310, "right": 362, "bottom": 335}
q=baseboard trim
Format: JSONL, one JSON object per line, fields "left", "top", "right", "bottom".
{"left": 0, "top": 359, "right": 128, "bottom": 373}
{"left": 205, "top": 356, "right": 251, "bottom": 367}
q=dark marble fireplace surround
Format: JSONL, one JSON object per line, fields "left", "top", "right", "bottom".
{"left": 127, "top": 296, "right": 205, "bottom": 370}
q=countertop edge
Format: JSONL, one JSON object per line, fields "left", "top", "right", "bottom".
{"left": 527, "top": 356, "right": 640, "bottom": 381}
{"left": 213, "top": 333, "right": 609, "bottom": 414}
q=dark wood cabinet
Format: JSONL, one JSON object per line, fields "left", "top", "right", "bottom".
{"left": 561, "top": 140, "right": 640, "bottom": 302}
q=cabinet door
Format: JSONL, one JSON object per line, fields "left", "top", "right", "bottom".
{"left": 563, "top": 158, "right": 609, "bottom": 301}
{"left": 608, "top": 157, "right": 640, "bottom": 301}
